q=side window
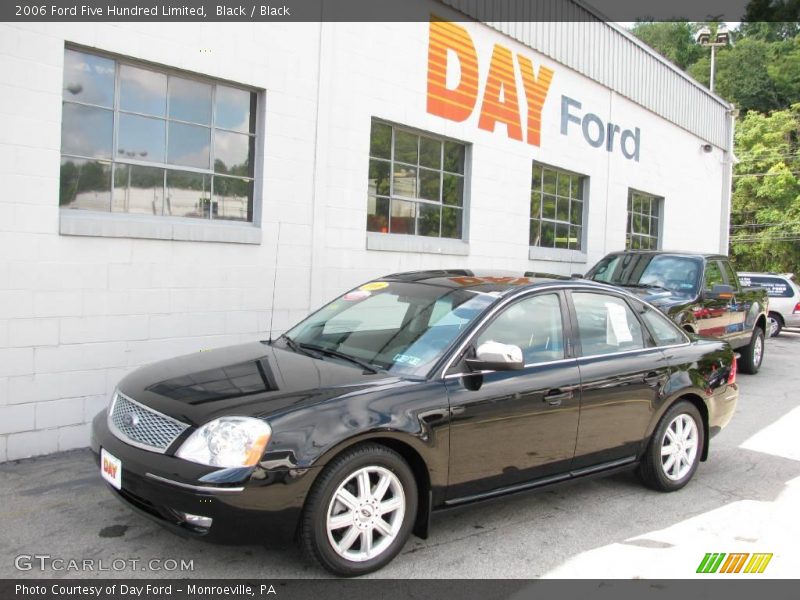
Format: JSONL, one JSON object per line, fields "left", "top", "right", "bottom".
{"left": 476, "top": 294, "right": 564, "bottom": 364}
{"left": 640, "top": 306, "right": 686, "bottom": 346}
{"left": 720, "top": 261, "right": 741, "bottom": 292}
{"left": 572, "top": 293, "right": 644, "bottom": 356}
{"left": 703, "top": 261, "right": 725, "bottom": 292}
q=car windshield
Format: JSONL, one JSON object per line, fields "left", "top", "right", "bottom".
{"left": 587, "top": 254, "right": 702, "bottom": 297}
{"left": 283, "top": 281, "right": 497, "bottom": 377}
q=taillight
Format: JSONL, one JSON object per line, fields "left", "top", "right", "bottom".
{"left": 793, "top": 302, "right": 800, "bottom": 314}
{"left": 727, "top": 357, "right": 737, "bottom": 385}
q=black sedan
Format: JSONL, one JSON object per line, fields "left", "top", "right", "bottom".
{"left": 91, "top": 270, "right": 738, "bottom": 576}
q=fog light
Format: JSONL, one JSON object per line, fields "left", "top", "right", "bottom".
{"left": 179, "top": 512, "right": 213, "bottom": 529}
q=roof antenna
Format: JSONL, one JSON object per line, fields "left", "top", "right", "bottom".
{"left": 268, "top": 222, "right": 281, "bottom": 344}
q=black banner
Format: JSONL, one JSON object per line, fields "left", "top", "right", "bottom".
{"left": 4, "top": 580, "right": 800, "bottom": 600}
{"left": 1, "top": 0, "right": 799, "bottom": 23}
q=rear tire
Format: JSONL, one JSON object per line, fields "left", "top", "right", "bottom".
{"left": 739, "top": 326, "right": 765, "bottom": 374}
{"left": 637, "top": 401, "right": 704, "bottom": 492}
{"left": 767, "top": 312, "right": 783, "bottom": 338}
{"left": 298, "top": 443, "right": 417, "bottom": 577}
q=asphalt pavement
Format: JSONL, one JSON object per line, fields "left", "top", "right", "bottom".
{"left": 2, "top": 331, "right": 799, "bottom": 579}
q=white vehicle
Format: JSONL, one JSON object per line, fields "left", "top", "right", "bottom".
{"left": 738, "top": 272, "right": 800, "bottom": 337}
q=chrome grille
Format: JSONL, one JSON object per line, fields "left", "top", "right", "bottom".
{"left": 108, "top": 392, "right": 189, "bottom": 453}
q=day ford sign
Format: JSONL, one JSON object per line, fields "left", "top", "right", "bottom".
{"left": 426, "top": 17, "right": 642, "bottom": 161}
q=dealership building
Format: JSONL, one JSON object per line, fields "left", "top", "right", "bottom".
{"left": 0, "top": 1, "right": 735, "bottom": 461}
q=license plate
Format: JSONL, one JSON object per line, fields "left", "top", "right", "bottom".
{"left": 100, "top": 448, "right": 122, "bottom": 490}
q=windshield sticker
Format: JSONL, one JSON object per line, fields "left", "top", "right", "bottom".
{"left": 343, "top": 290, "right": 371, "bottom": 301}
{"left": 360, "top": 281, "right": 389, "bottom": 292}
{"left": 605, "top": 302, "right": 634, "bottom": 345}
{"left": 393, "top": 353, "right": 422, "bottom": 366}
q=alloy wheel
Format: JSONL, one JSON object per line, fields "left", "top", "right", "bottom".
{"left": 660, "top": 414, "right": 699, "bottom": 481}
{"left": 325, "top": 466, "right": 406, "bottom": 562}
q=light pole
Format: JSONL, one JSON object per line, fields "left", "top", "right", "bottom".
{"left": 695, "top": 24, "right": 732, "bottom": 93}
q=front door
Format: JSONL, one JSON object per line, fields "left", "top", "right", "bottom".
{"left": 445, "top": 292, "right": 581, "bottom": 500}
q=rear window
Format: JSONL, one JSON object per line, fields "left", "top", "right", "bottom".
{"left": 738, "top": 275, "right": 795, "bottom": 298}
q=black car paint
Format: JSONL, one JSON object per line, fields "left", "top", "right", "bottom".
{"left": 91, "top": 272, "right": 737, "bottom": 547}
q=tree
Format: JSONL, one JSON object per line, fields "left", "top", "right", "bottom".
{"left": 688, "top": 38, "right": 782, "bottom": 113}
{"left": 629, "top": 21, "right": 704, "bottom": 69}
{"left": 729, "top": 105, "right": 800, "bottom": 273}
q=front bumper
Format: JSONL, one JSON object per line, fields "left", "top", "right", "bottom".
{"left": 91, "top": 410, "right": 317, "bottom": 546}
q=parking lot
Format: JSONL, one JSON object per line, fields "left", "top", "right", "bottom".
{"left": 1, "top": 331, "right": 799, "bottom": 579}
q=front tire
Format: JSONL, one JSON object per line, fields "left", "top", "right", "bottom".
{"left": 299, "top": 443, "right": 418, "bottom": 576}
{"left": 637, "top": 401, "right": 704, "bottom": 492}
{"left": 739, "top": 326, "right": 765, "bottom": 374}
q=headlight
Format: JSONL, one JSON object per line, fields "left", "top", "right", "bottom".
{"left": 176, "top": 417, "right": 271, "bottom": 468}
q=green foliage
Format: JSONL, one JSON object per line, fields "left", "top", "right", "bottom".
{"left": 629, "top": 21, "right": 704, "bottom": 69}
{"left": 729, "top": 105, "right": 800, "bottom": 273}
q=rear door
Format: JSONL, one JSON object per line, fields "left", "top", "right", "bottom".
{"left": 568, "top": 290, "right": 668, "bottom": 469}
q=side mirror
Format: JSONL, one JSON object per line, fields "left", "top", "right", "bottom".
{"left": 465, "top": 341, "right": 524, "bottom": 372}
{"left": 571, "top": 273, "right": 584, "bottom": 279}
{"left": 705, "top": 284, "right": 734, "bottom": 300}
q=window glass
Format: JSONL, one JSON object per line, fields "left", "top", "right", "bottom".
{"left": 720, "top": 261, "right": 741, "bottom": 292}
{"left": 168, "top": 76, "right": 212, "bottom": 124}
{"left": 59, "top": 157, "right": 111, "bottom": 210}
{"left": 477, "top": 294, "right": 564, "bottom": 364}
{"left": 626, "top": 189, "right": 662, "bottom": 250}
{"left": 704, "top": 261, "right": 725, "bottom": 291}
{"left": 119, "top": 65, "right": 166, "bottom": 116}
{"left": 287, "top": 282, "right": 496, "bottom": 376}
{"left": 112, "top": 164, "right": 164, "bottom": 214}
{"left": 531, "top": 162, "right": 586, "bottom": 250}
{"left": 368, "top": 119, "right": 466, "bottom": 240}
{"left": 167, "top": 122, "right": 210, "bottom": 168}
{"left": 62, "top": 49, "right": 114, "bottom": 107}
{"left": 572, "top": 293, "right": 645, "bottom": 356}
{"left": 640, "top": 305, "right": 686, "bottom": 346}
{"left": 61, "top": 104, "right": 114, "bottom": 159}
{"left": 60, "top": 49, "right": 257, "bottom": 222}
{"left": 215, "top": 85, "right": 255, "bottom": 133}
{"left": 118, "top": 113, "right": 166, "bottom": 163}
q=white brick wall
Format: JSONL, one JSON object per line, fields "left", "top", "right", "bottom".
{"left": 0, "top": 15, "right": 730, "bottom": 462}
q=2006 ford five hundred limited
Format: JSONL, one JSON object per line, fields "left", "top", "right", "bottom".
{"left": 91, "top": 270, "right": 739, "bottom": 576}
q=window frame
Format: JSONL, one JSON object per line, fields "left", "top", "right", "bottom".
{"left": 626, "top": 189, "right": 663, "bottom": 250}
{"left": 530, "top": 162, "right": 587, "bottom": 252}
{"left": 59, "top": 44, "right": 261, "bottom": 230}
{"left": 367, "top": 119, "right": 469, "bottom": 241}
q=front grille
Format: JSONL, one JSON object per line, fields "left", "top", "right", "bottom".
{"left": 108, "top": 392, "right": 189, "bottom": 453}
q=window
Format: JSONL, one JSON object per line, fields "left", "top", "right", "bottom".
{"left": 367, "top": 120, "right": 466, "bottom": 239}
{"left": 60, "top": 48, "right": 258, "bottom": 222}
{"left": 639, "top": 305, "right": 687, "bottom": 346}
{"left": 720, "top": 261, "right": 741, "bottom": 292}
{"left": 476, "top": 294, "right": 564, "bottom": 364}
{"left": 572, "top": 293, "right": 644, "bottom": 356}
{"left": 626, "top": 190, "right": 662, "bottom": 250}
{"left": 530, "top": 163, "right": 586, "bottom": 250}
{"left": 704, "top": 261, "right": 725, "bottom": 291}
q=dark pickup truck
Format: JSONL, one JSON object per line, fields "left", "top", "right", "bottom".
{"left": 585, "top": 251, "right": 769, "bottom": 374}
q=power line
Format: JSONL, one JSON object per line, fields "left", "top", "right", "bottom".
{"left": 732, "top": 171, "right": 800, "bottom": 177}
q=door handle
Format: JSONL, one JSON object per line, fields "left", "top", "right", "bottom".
{"left": 643, "top": 371, "right": 664, "bottom": 386}
{"left": 543, "top": 389, "right": 572, "bottom": 406}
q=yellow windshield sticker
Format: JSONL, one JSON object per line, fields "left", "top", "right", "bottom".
{"left": 360, "top": 281, "right": 389, "bottom": 292}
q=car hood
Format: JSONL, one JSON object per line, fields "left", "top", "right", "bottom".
{"left": 115, "top": 341, "right": 403, "bottom": 426}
